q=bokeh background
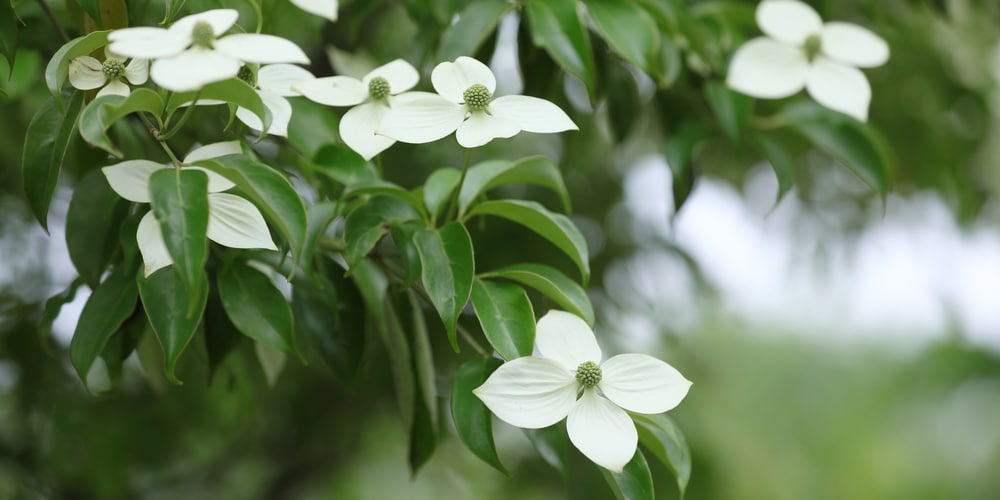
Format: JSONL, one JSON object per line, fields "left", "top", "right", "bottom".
{"left": 2, "top": 0, "right": 1000, "bottom": 498}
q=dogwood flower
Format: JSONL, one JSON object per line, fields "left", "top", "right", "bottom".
{"left": 290, "top": 0, "right": 338, "bottom": 22}
{"left": 102, "top": 142, "right": 277, "bottom": 276}
{"left": 107, "top": 9, "right": 309, "bottom": 92}
{"left": 474, "top": 311, "right": 691, "bottom": 472}
{"left": 68, "top": 48, "right": 148, "bottom": 97}
{"left": 726, "top": 0, "right": 889, "bottom": 121}
{"left": 378, "top": 56, "right": 577, "bottom": 148}
{"left": 295, "top": 59, "right": 419, "bottom": 159}
{"left": 235, "top": 64, "right": 316, "bottom": 137}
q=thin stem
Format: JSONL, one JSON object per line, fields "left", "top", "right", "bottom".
{"left": 37, "top": 0, "right": 69, "bottom": 42}
{"left": 444, "top": 149, "right": 473, "bottom": 222}
{"left": 140, "top": 113, "right": 183, "bottom": 166}
{"left": 159, "top": 92, "right": 200, "bottom": 140}
{"left": 249, "top": 0, "right": 263, "bottom": 33}
{"left": 457, "top": 323, "right": 489, "bottom": 357}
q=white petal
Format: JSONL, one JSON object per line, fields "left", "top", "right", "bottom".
{"left": 431, "top": 56, "right": 496, "bottom": 103}
{"left": 101, "top": 160, "right": 166, "bottom": 202}
{"left": 183, "top": 141, "right": 243, "bottom": 164}
{"left": 150, "top": 48, "right": 240, "bottom": 92}
{"left": 185, "top": 167, "right": 236, "bottom": 193}
{"left": 68, "top": 56, "right": 106, "bottom": 90}
{"left": 600, "top": 354, "right": 692, "bottom": 414}
{"left": 535, "top": 310, "right": 602, "bottom": 371}
{"left": 806, "top": 57, "right": 871, "bottom": 121}
{"left": 377, "top": 95, "right": 467, "bottom": 144}
{"left": 207, "top": 193, "right": 278, "bottom": 250}
{"left": 97, "top": 80, "right": 131, "bottom": 98}
{"left": 214, "top": 34, "right": 310, "bottom": 65}
{"left": 490, "top": 95, "right": 577, "bottom": 133}
{"left": 237, "top": 89, "right": 292, "bottom": 136}
{"left": 169, "top": 8, "right": 238, "bottom": 37}
{"left": 756, "top": 0, "right": 822, "bottom": 45}
{"left": 820, "top": 22, "right": 889, "bottom": 68}
{"left": 257, "top": 64, "right": 315, "bottom": 96}
{"left": 290, "top": 0, "right": 339, "bottom": 21}
{"left": 340, "top": 101, "right": 394, "bottom": 160}
{"left": 108, "top": 27, "right": 189, "bottom": 59}
{"left": 567, "top": 390, "right": 638, "bottom": 473}
{"left": 726, "top": 37, "right": 809, "bottom": 99}
{"left": 455, "top": 112, "right": 520, "bottom": 148}
{"left": 293, "top": 76, "right": 368, "bottom": 106}
{"left": 123, "top": 58, "right": 149, "bottom": 85}
{"left": 473, "top": 356, "right": 578, "bottom": 429}
{"left": 136, "top": 211, "right": 173, "bottom": 277}
{"left": 363, "top": 58, "right": 419, "bottom": 94}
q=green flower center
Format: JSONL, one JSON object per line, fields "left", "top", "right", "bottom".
{"left": 368, "top": 76, "right": 391, "bottom": 100}
{"left": 102, "top": 59, "right": 125, "bottom": 80}
{"left": 191, "top": 21, "right": 215, "bottom": 48}
{"left": 803, "top": 34, "right": 823, "bottom": 62}
{"left": 238, "top": 65, "right": 257, "bottom": 88}
{"left": 463, "top": 83, "right": 492, "bottom": 112}
{"left": 575, "top": 361, "right": 602, "bottom": 388}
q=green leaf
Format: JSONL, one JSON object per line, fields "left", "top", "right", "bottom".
{"left": 22, "top": 92, "right": 84, "bottom": 231}
{"left": 466, "top": 200, "right": 589, "bottom": 284}
{"left": 470, "top": 279, "right": 535, "bottom": 360}
{"left": 754, "top": 131, "right": 797, "bottom": 203}
{"left": 524, "top": 0, "right": 597, "bottom": 93}
{"left": 138, "top": 267, "right": 210, "bottom": 384}
{"left": 0, "top": 0, "right": 18, "bottom": 68}
{"left": 664, "top": 126, "right": 707, "bottom": 214}
{"left": 311, "top": 144, "right": 376, "bottom": 186}
{"left": 66, "top": 168, "right": 129, "bottom": 288}
{"left": 69, "top": 265, "right": 138, "bottom": 385}
{"left": 777, "top": 102, "right": 895, "bottom": 195}
{"left": 396, "top": 290, "right": 438, "bottom": 475}
{"left": 452, "top": 357, "right": 508, "bottom": 474}
{"left": 344, "top": 194, "right": 421, "bottom": 267}
{"left": 480, "top": 262, "right": 593, "bottom": 326}
{"left": 524, "top": 423, "right": 570, "bottom": 478}
{"left": 44, "top": 30, "right": 110, "bottom": 109}
{"left": 458, "top": 156, "right": 571, "bottom": 216}
{"left": 77, "top": 0, "right": 102, "bottom": 26}
{"left": 203, "top": 281, "right": 244, "bottom": 376}
{"left": 288, "top": 100, "right": 342, "bottom": 160}
{"left": 39, "top": 277, "right": 86, "bottom": 352}
{"left": 390, "top": 221, "right": 424, "bottom": 289}
{"left": 78, "top": 89, "right": 166, "bottom": 158}
{"left": 585, "top": 0, "right": 660, "bottom": 76}
{"left": 705, "top": 80, "right": 751, "bottom": 143}
{"left": 166, "top": 79, "right": 270, "bottom": 139}
{"left": 634, "top": 413, "right": 692, "bottom": 497}
{"left": 343, "top": 180, "right": 428, "bottom": 219}
{"left": 600, "top": 450, "right": 655, "bottom": 500}
{"left": 413, "top": 222, "right": 475, "bottom": 352}
{"left": 195, "top": 155, "right": 308, "bottom": 271}
{"left": 438, "top": 0, "right": 514, "bottom": 61}
{"left": 148, "top": 168, "right": 209, "bottom": 307}
{"left": 217, "top": 262, "right": 296, "bottom": 353}
{"left": 302, "top": 200, "right": 340, "bottom": 275}
{"left": 424, "top": 168, "right": 461, "bottom": 222}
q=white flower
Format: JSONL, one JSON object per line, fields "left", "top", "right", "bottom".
{"left": 378, "top": 56, "right": 577, "bottom": 148}
{"left": 474, "top": 311, "right": 691, "bottom": 472}
{"left": 290, "top": 0, "right": 338, "bottom": 22}
{"left": 294, "top": 59, "right": 419, "bottom": 160}
{"left": 236, "top": 64, "right": 316, "bottom": 137}
{"left": 726, "top": 0, "right": 889, "bottom": 121}
{"left": 68, "top": 48, "right": 148, "bottom": 97}
{"left": 102, "top": 142, "right": 277, "bottom": 277}
{"left": 107, "top": 9, "right": 310, "bottom": 92}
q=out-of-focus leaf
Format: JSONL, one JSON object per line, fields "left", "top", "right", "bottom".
{"left": 67, "top": 168, "right": 129, "bottom": 288}
{"left": 288, "top": 99, "right": 341, "bottom": 159}
{"left": 148, "top": 168, "right": 209, "bottom": 308}
{"left": 390, "top": 221, "right": 424, "bottom": 289}
{"left": 311, "top": 144, "right": 376, "bottom": 186}
{"left": 22, "top": 92, "right": 84, "bottom": 231}
{"left": 452, "top": 356, "right": 507, "bottom": 474}
{"left": 605, "top": 57, "right": 642, "bottom": 142}
{"left": 344, "top": 194, "right": 421, "bottom": 267}
{"left": 525, "top": 423, "right": 570, "bottom": 478}
{"left": 78, "top": 90, "right": 165, "bottom": 158}
{"left": 414, "top": 222, "right": 475, "bottom": 352}
{"left": 439, "top": 0, "right": 514, "bottom": 61}
{"left": 255, "top": 341, "right": 286, "bottom": 387}
{"left": 600, "top": 450, "right": 655, "bottom": 500}
{"left": 395, "top": 290, "right": 438, "bottom": 475}
{"left": 458, "top": 156, "right": 571, "bottom": 216}
{"left": 166, "top": 79, "right": 270, "bottom": 140}
{"left": 664, "top": 126, "right": 707, "bottom": 214}
{"left": 44, "top": 30, "right": 110, "bottom": 109}
{"left": 586, "top": 0, "right": 660, "bottom": 76}
{"left": 479, "top": 262, "right": 593, "bottom": 326}
{"left": 524, "top": 0, "right": 596, "bottom": 93}
{"left": 39, "top": 277, "right": 86, "bottom": 351}
{"left": 217, "top": 263, "right": 296, "bottom": 353}
{"left": 69, "top": 265, "right": 138, "bottom": 385}
{"left": 470, "top": 279, "right": 535, "bottom": 360}
{"left": 138, "top": 267, "right": 209, "bottom": 385}
{"left": 424, "top": 168, "right": 461, "bottom": 222}
{"left": 98, "top": 0, "right": 129, "bottom": 29}
{"left": 754, "top": 131, "right": 798, "bottom": 204}
{"left": 77, "top": 0, "right": 102, "bottom": 26}
{"left": 302, "top": 200, "right": 340, "bottom": 275}
{"left": 705, "top": 80, "right": 751, "bottom": 143}
{"left": 634, "top": 413, "right": 692, "bottom": 497}
{"left": 0, "top": 0, "right": 18, "bottom": 68}
{"left": 203, "top": 280, "right": 244, "bottom": 377}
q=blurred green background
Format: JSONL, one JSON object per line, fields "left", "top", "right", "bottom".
{"left": 3, "top": 0, "right": 1000, "bottom": 498}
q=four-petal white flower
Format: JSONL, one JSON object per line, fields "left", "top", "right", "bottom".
{"left": 107, "top": 9, "right": 309, "bottom": 92}
{"left": 102, "top": 142, "right": 278, "bottom": 277}
{"left": 378, "top": 56, "right": 577, "bottom": 148}
{"left": 726, "top": 0, "right": 889, "bottom": 121}
{"left": 290, "top": 0, "right": 338, "bottom": 22}
{"left": 474, "top": 310, "right": 691, "bottom": 472}
{"left": 68, "top": 48, "right": 148, "bottom": 98}
{"left": 236, "top": 63, "right": 316, "bottom": 137}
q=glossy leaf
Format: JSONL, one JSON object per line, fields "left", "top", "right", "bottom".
{"left": 166, "top": 79, "right": 270, "bottom": 139}
{"left": 311, "top": 144, "right": 376, "bottom": 186}
{"left": 69, "top": 265, "right": 138, "bottom": 385}
{"left": 479, "top": 262, "right": 593, "bottom": 326}
{"left": 344, "top": 194, "right": 421, "bottom": 267}
{"left": 301, "top": 200, "right": 340, "bottom": 275}
{"left": 78, "top": 90, "right": 166, "bottom": 158}
{"left": 470, "top": 279, "right": 535, "bottom": 360}
{"left": 705, "top": 80, "right": 751, "bottom": 143}
{"left": 44, "top": 30, "right": 110, "bottom": 108}
{"left": 634, "top": 413, "right": 692, "bottom": 497}
{"left": 22, "top": 92, "right": 84, "bottom": 231}
{"left": 66, "top": 168, "right": 129, "bottom": 288}
{"left": 138, "top": 267, "right": 210, "bottom": 384}
{"left": 600, "top": 450, "right": 655, "bottom": 500}
{"left": 148, "top": 168, "right": 209, "bottom": 304}
{"left": 452, "top": 357, "right": 507, "bottom": 474}
{"left": 466, "top": 200, "right": 589, "bottom": 284}
{"left": 217, "top": 262, "right": 296, "bottom": 353}
{"left": 390, "top": 221, "right": 424, "bottom": 290}
{"left": 439, "top": 0, "right": 514, "bottom": 61}
{"left": 458, "top": 156, "right": 571, "bottom": 216}
{"left": 414, "top": 222, "right": 475, "bottom": 352}
{"left": 524, "top": 0, "right": 596, "bottom": 93}
{"left": 343, "top": 180, "right": 427, "bottom": 219}
{"left": 586, "top": 0, "right": 660, "bottom": 76}
{"left": 424, "top": 168, "right": 461, "bottom": 222}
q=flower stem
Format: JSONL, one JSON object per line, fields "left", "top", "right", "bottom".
{"left": 137, "top": 113, "right": 183, "bottom": 166}
{"left": 36, "top": 0, "right": 69, "bottom": 42}
{"left": 159, "top": 93, "right": 201, "bottom": 140}
{"left": 444, "top": 149, "right": 473, "bottom": 222}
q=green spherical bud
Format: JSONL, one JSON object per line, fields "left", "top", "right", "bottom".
{"left": 238, "top": 65, "right": 257, "bottom": 87}
{"left": 368, "top": 76, "right": 391, "bottom": 100}
{"left": 803, "top": 34, "right": 823, "bottom": 62}
{"left": 463, "top": 83, "right": 492, "bottom": 112}
{"left": 575, "top": 361, "right": 602, "bottom": 388}
{"left": 191, "top": 21, "right": 215, "bottom": 48}
{"left": 102, "top": 59, "right": 125, "bottom": 80}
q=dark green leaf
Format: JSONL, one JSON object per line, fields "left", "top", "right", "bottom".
{"left": 634, "top": 413, "right": 692, "bottom": 497}
{"left": 414, "top": 222, "right": 475, "bottom": 352}
{"left": 480, "top": 262, "right": 593, "bottom": 326}
{"left": 452, "top": 357, "right": 507, "bottom": 474}
{"left": 396, "top": 290, "right": 438, "bottom": 474}
{"left": 390, "top": 221, "right": 424, "bottom": 289}
{"left": 0, "top": 0, "right": 18, "bottom": 68}
{"left": 424, "top": 168, "right": 461, "bottom": 222}
{"left": 100, "top": 310, "right": 144, "bottom": 383}
{"left": 22, "top": 92, "right": 84, "bottom": 230}
{"left": 203, "top": 280, "right": 244, "bottom": 377}
{"left": 664, "top": 126, "right": 707, "bottom": 213}
{"left": 344, "top": 194, "right": 421, "bottom": 266}
{"left": 288, "top": 100, "right": 342, "bottom": 160}
{"left": 466, "top": 200, "right": 589, "bottom": 284}
{"left": 302, "top": 200, "right": 340, "bottom": 275}
{"left": 69, "top": 265, "right": 138, "bottom": 385}
{"left": 166, "top": 79, "right": 270, "bottom": 139}
{"left": 217, "top": 262, "right": 296, "bottom": 353}
{"left": 470, "top": 279, "right": 535, "bottom": 360}
{"left": 754, "top": 131, "right": 797, "bottom": 204}
{"left": 293, "top": 258, "right": 366, "bottom": 384}
{"left": 138, "top": 267, "right": 210, "bottom": 384}
{"left": 78, "top": 89, "right": 166, "bottom": 158}
{"left": 705, "top": 80, "right": 751, "bottom": 143}
{"left": 524, "top": 0, "right": 597, "bottom": 93}
{"left": 77, "top": 0, "right": 102, "bottom": 26}
{"left": 343, "top": 180, "right": 428, "bottom": 219}
{"left": 458, "top": 156, "right": 571, "bottom": 216}
{"left": 44, "top": 30, "right": 110, "bottom": 109}
{"left": 311, "top": 144, "right": 376, "bottom": 186}
{"left": 586, "top": 0, "right": 660, "bottom": 76}
{"left": 67, "top": 168, "right": 128, "bottom": 288}
{"left": 438, "top": 0, "right": 514, "bottom": 61}
{"left": 148, "top": 168, "right": 209, "bottom": 307}
{"left": 600, "top": 450, "right": 655, "bottom": 500}
{"left": 524, "top": 423, "right": 570, "bottom": 477}
{"left": 39, "top": 277, "right": 86, "bottom": 352}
